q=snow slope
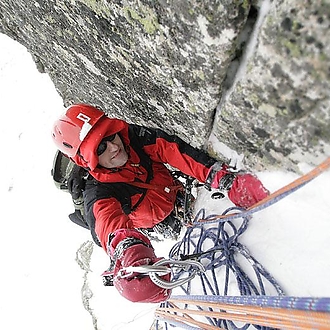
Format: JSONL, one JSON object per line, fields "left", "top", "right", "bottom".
{"left": 1, "top": 33, "right": 329, "bottom": 330}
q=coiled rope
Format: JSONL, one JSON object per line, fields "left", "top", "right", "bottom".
{"left": 154, "top": 157, "right": 330, "bottom": 329}
{"left": 154, "top": 207, "right": 285, "bottom": 329}
{"left": 168, "top": 207, "right": 285, "bottom": 298}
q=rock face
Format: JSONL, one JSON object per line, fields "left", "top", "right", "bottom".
{"left": 213, "top": 0, "right": 330, "bottom": 171}
{"left": 0, "top": 0, "right": 251, "bottom": 147}
{"left": 0, "top": 0, "right": 329, "bottom": 172}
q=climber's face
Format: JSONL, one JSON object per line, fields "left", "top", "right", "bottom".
{"left": 97, "top": 134, "right": 128, "bottom": 168}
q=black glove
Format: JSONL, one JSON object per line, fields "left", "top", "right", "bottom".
{"left": 67, "top": 165, "right": 87, "bottom": 199}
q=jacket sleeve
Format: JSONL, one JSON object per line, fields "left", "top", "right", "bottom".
{"left": 93, "top": 198, "right": 134, "bottom": 251}
{"left": 132, "top": 125, "right": 218, "bottom": 183}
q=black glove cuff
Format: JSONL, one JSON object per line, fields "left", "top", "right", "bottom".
{"left": 218, "top": 173, "right": 236, "bottom": 191}
{"left": 204, "top": 162, "right": 224, "bottom": 191}
{"left": 102, "top": 274, "right": 114, "bottom": 286}
{"left": 112, "top": 237, "right": 151, "bottom": 261}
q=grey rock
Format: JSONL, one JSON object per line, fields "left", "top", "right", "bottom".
{"left": 0, "top": 0, "right": 250, "bottom": 147}
{"left": 0, "top": 0, "right": 329, "bottom": 171}
{"left": 213, "top": 0, "right": 330, "bottom": 171}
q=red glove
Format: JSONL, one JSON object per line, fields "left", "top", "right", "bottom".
{"left": 107, "top": 229, "right": 171, "bottom": 303}
{"left": 205, "top": 163, "right": 270, "bottom": 209}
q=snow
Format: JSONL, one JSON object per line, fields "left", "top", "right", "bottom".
{"left": 1, "top": 32, "right": 330, "bottom": 330}
{"left": 0, "top": 33, "right": 92, "bottom": 330}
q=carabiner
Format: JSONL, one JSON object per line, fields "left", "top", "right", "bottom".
{"left": 149, "top": 259, "right": 205, "bottom": 289}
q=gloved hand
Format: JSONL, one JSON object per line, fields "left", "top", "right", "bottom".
{"left": 205, "top": 162, "right": 270, "bottom": 209}
{"left": 107, "top": 229, "right": 171, "bottom": 303}
{"left": 67, "top": 164, "right": 87, "bottom": 199}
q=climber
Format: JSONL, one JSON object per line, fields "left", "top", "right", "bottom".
{"left": 51, "top": 103, "right": 269, "bottom": 303}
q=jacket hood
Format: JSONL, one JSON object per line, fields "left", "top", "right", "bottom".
{"left": 72, "top": 116, "right": 129, "bottom": 171}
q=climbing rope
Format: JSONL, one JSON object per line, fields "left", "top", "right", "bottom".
{"left": 155, "top": 295, "right": 330, "bottom": 330}
{"left": 153, "top": 157, "right": 330, "bottom": 329}
{"left": 155, "top": 296, "right": 330, "bottom": 329}
{"left": 168, "top": 207, "right": 285, "bottom": 298}
{"left": 152, "top": 206, "right": 286, "bottom": 329}
{"left": 198, "top": 156, "right": 330, "bottom": 224}
{"left": 169, "top": 295, "right": 330, "bottom": 313}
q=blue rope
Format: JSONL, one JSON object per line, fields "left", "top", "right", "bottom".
{"left": 155, "top": 207, "right": 285, "bottom": 330}
{"left": 154, "top": 163, "right": 330, "bottom": 329}
{"left": 169, "top": 207, "right": 285, "bottom": 298}
{"left": 170, "top": 295, "right": 330, "bottom": 312}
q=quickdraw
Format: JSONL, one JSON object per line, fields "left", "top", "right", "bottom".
{"left": 117, "top": 264, "right": 171, "bottom": 279}
{"left": 117, "top": 259, "right": 205, "bottom": 289}
{"left": 150, "top": 259, "right": 206, "bottom": 290}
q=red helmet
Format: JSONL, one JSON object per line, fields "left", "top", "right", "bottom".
{"left": 52, "top": 104, "right": 105, "bottom": 157}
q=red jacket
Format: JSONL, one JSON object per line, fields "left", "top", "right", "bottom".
{"left": 73, "top": 116, "right": 216, "bottom": 252}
